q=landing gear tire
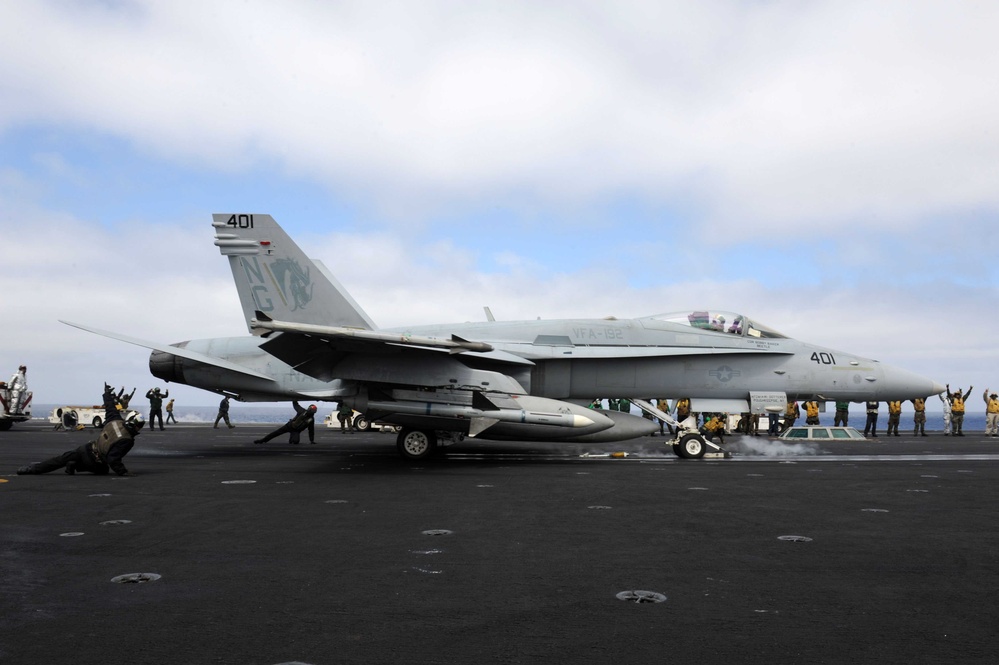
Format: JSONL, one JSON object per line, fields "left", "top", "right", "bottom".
{"left": 92, "top": 416, "right": 103, "bottom": 429}
{"left": 674, "top": 433, "right": 707, "bottom": 459}
{"left": 397, "top": 428, "right": 438, "bottom": 461}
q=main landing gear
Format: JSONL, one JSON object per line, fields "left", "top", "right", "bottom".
{"left": 396, "top": 428, "right": 438, "bottom": 461}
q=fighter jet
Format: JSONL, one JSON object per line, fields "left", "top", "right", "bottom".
{"left": 63, "top": 213, "right": 943, "bottom": 460}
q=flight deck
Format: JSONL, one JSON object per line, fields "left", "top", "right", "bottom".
{"left": 3, "top": 423, "right": 999, "bottom": 664}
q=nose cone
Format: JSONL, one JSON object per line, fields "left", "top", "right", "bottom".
{"left": 876, "top": 362, "right": 944, "bottom": 400}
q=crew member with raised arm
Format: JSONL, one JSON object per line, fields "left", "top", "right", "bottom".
{"left": 984, "top": 389, "right": 999, "bottom": 437}
{"left": 254, "top": 401, "right": 317, "bottom": 445}
{"left": 947, "top": 384, "right": 973, "bottom": 437}
{"left": 939, "top": 392, "right": 952, "bottom": 435}
{"left": 18, "top": 383, "right": 144, "bottom": 476}
{"left": 911, "top": 396, "right": 928, "bottom": 436}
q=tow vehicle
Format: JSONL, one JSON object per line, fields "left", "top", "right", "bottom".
{"left": 47, "top": 405, "right": 107, "bottom": 429}
{"left": 323, "top": 410, "right": 399, "bottom": 433}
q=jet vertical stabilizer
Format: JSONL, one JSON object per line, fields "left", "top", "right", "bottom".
{"left": 212, "top": 214, "right": 376, "bottom": 334}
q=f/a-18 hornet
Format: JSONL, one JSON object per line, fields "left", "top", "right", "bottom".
{"left": 64, "top": 214, "right": 943, "bottom": 460}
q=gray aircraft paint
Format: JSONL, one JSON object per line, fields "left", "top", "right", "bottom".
{"left": 63, "top": 213, "right": 944, "bottom": 449}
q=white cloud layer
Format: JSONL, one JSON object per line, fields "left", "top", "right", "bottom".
{"left": 2, "top": 0, "right": 998, "bottom": 231}
{"left": 1, "top": 1, "right": 997, "bottom": 408}
{"left": 4, "top": 210, "right": 994, "bottom": 406}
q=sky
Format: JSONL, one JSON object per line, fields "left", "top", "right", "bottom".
{"left": 2, "top": 0, "right": 997, "bottom": 410}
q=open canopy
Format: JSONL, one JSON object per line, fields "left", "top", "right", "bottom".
{"left": 646, "top": 310, "right": 787, "bottom": 339}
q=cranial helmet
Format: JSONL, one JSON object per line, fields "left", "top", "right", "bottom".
{"left": 308, "top": 404, "right": 317, "bottom": 412}
{"left": 125, "top": 411, "right": 145, "bottom": 431}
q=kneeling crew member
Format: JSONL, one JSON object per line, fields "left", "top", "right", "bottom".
{"left": 18, "top": 384, "right": 143, "bottom": 476}
{"left": 254, "top": 401, "right": 317, "bottom": 444}
{"left": 700, "top": 414, "right": 727, "bottom": 444}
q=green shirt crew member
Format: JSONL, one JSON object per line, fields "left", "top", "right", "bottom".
{"left": 146, "top": 387, "right": 169, "bottom": 431}
{"left": 834, "top": 401, "right": 850, "bottom": 426}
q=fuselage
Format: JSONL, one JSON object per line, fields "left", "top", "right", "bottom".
{"left": 389, "top": 312, "right": 942, "bottom": 402}
{"left": 151, "top": 310, "right": 943, "bottom": 404}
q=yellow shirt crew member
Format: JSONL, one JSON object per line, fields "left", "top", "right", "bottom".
{"left": 911, "top": 397, "right": 927, "bottom": 436}
{"left": 947, "top": 385, "right": 973, "bottom": 436}
{"left": 803, "top": 401, "right": 820, "bottom": 425}
{"left": 984, "top": 389, "right": 999, "bottom": 437}
{"left": 886, "top": 400, "right": 902, "bottom": 436}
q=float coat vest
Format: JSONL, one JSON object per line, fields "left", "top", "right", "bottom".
{"left": 93, "top": 420, "right": 132, "bottom": 460}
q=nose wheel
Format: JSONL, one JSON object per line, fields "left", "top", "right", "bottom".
{"left": 673, "top": 433, "right": 707, "bottom": 459}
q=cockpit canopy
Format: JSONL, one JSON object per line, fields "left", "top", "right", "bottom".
{"left": 647, "top": 311, "right": 787, "bottom": 339}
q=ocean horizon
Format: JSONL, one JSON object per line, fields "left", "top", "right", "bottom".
{"left": 25, "top": 403, "right": 993, "bottom": 432}
{"left": 31, "top": 403, "right": 324, "bottom": 425}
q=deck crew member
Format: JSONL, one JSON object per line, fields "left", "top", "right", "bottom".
{"left": 938, "top": 392, "right": 952, "bottom": 435}
{"left": 117, "top": 386, "right": 136, "bottom": 409}
{"left": 947, "top": 385, "right": 972, "bottom": 437}
{"left": 337, "top": 401, "right": 356, "bottom": 433}
{"left": 911, "top": 397, "right": 928, "bottom": 436}
{"left": 674, "top": 398, "right": 691, "bottom": 425}
{"left": 656, "top": 398, "right": 674, "bottom": 436}
{"left": 700, "top": 414, "right": 727, "bottom": 444}
{"left": 214, "top": 395, "right": 235, "bottom": 429}
{"left": 146, "top": 387, "right": 169, "bottom": 431}
{"left": 864, "top": 401, "right": 880, "bottom": 438}
{"left": 8, "top": 365, "right": 27, "bottom": 413}
{"left": 984, "top": 389, "right": 999, "bottom": 437}
{"left": 886, "top": 400, "right": 902, "bottom": 437}
{"left": 18, "top": 384, "right": 143, "bottom": 476}
{"left": 803, "top": 400, "right": 820, "bottom": 426}
{"left": 781, "top": 400, "right": 800, "bottom": 433}
{"left": 834, "top": 400, "right": 850, "bottom": 427}
{"left": 255, "top": 401, "right": 317, "bottom": 444}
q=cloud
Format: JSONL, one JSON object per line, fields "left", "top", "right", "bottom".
{"left": 4, "top": 205, "right": 992, "bottom": 406}
{"left": 1, "top": 1, "right": 997, "bottom": 407}
{"left": 2, "top": 0, "right": 998, "bottom": 232}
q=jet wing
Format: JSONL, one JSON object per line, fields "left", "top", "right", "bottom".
{"left": 251, "top": 313, "right": 497, "bottom": 354}
{"left": 60, "top": 320, "right": 276, "bottom": 382}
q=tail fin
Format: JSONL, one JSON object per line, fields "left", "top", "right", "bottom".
{"left": 212, "top": 214, "right": 376, "bottom": 333}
